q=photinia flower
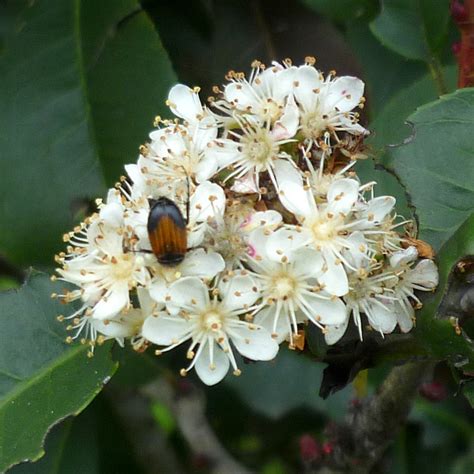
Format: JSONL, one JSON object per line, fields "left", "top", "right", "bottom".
{"left": 274, "top": 159, "right": 369, "bottom": 296}
{"left": 247, "top": 228, "right": 347, "bottom": 345}
{"left": 142, "top": 276, "right": 279, "bottom": 385}
{"left": 292, "top": 63, "right": 367, "bottom": 146}
{"left": 53, "top": 58, "right": 439, "bottom": 383}
{"left": 56, "top": 199, "right": 149, "bottom": 321}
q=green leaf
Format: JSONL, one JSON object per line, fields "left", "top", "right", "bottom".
{"left": 387, "top": 89, "right": 474, "bottom": 251}
{"left": 0, "top": 1, "right": 106, "bottom": 267}
{"left": 370, "top": 0, "right": 450, "bottom": 61}
{"left": 0, "top": 273, "right": 117, "bottom": 472}
{"left": 300, "top": 0, "right": 377, "bottom": 23}
{"left": 384, "top": 89, "right": 474, "bottom": 368}
{"left": 346, "top": 22, "right": 427, "bottom": 116}
{"left": 369, "top": 66, "right": 457, "bottom": 151}
{"left": 8, "top": 412, "right": 99, "bottom": 474}
{"left": 355, "top": 69, "right": 456, "bottom": 228}
{"left": 225, "top": 348, "right": 351, "bottom": 420}
{"left": 81, "top": 0, "right": 177, "bottom": 184}
{"left": 0, "top": 0, "right": 176, "bottom": 267}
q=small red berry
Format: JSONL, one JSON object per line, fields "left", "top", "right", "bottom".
{"left": 419, "top": 381, "right": 448, "bottom": 402}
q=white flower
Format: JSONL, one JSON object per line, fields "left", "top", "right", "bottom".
{"left": 148, "top": 248, "right": 225, "bottom": 304}
{"left": 138, "top": 122, "right": 218, "bottom": 191}
{"left": 206, "top": 115, "right": 297, "bottom": 191}
{"left": 274, "top": 159, "right": 369, "bottom": 296}
{"left": 292, "top": 65, "right": 367, "bottom": 145}
{"left": 142, "top": 276, "right": 279, "bottom": 385}
{"left": 388, "top": 247, "right": 439, "bottom": 332}
{"left": 204, "top": 199, "right": 282, "bottom": 269}
{"left": 215, "top": 61, "right": 297, "bottom": 126}
{"left": 90, "top": 287, "right": 155, "bottom": 349}
{"left": 246, "top": 228, "right": 347, "bottom": 345}
{"left": 324, "top": 265, "right": 398, "bottom": 344}
{"left": 56, "top": 201, "right": 149, "bottom": 321}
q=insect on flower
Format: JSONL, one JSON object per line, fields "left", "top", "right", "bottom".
{"left": 147, "top": 176, "right": 190, "bottom": 266}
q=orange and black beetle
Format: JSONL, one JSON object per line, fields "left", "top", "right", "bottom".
{"left": 147, "top": 197, "right": 188, "bottom": 266}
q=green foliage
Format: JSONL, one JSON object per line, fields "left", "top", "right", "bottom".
{"left": 386, "top": 89, "right": 474, "bottom": 251}
{"left": 300, "top": 0, "right": 378, "bottom": 23}
{"left": 225, "top": 347, "right": 351, "bottom": 420}
{"left": 369, "top": 66, "right": 457, "bottom": 150}
{"left": 346, "top": 22, "right": 427, "bottom": 116}
{"left": 0, "top": 0, "right": 176, "bottom": 267}
{"left": 0, "top": 273, "right": 117, "bottom": 472}
{"left": 9, "top": 415, "right": 99, "bottom": 474}
{"left": 383, "top": 90, "right": 474, "bottom": 373}
{"left": 370, "top": 0, "right": 451, "bottom": 61}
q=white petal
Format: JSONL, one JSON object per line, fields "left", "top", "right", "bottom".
{"left": 303, "top": 292, "right": 347, "bottom": 325}
{"left": 92, "top": 281, "right": 129, "bottom": 320}
{"left": 195, "top": 342, "right": 230, "bottom": 386}
{"left": 191, "top": 115, "right": 218, "bottom": 149}
{"left": 242, "top": 210, "right": 282, "bottom": 231}
{"left": 137, "top": 286, "right": 159, "bottom": 316}
{"left": 168, "top": 277, "right": 209, "bottom": 311}
{"left": 231, "top": 324, "right": 279, "bottom": 360}
{"left": 224, "top": 82, "right": 259, "bottom": 111}
{"left": 343, "top": 231, "right": 369, "bottom": 269}
{"left": 125, "top": 164, "right": 147, "bottom": 197}
{"left": 291, "top": 246, "right": 324, "bottom": 278}
{"left": 142, "top": 314, "right": 190, "bottom": 345}
{"left": 365, "top": 196, "right": 396, "bottom": 222}
{"left": 91, "top": 311, "right": 140, "bottom": 338}
{"left": 274, "top": 159, "right": 313, "bottom": 217}
{"left": 150, "top": 129, "right": 186, "bottom": 157}
{"left": 149, "top": 278, "right": 169, "bottom": 304}
{"left": 168, "top": 84, "right": 203, "bottom": 122}
{"left": 187, "top": 223, "right": 206, "bottom": 248}
{"left": 206, "top": 139, "right": 240, "bottom": 168}
{"left": 390, "top": 246, "right": 418, "bottom": 268}
{"left": 327, "top": 178, "right": 359, "bottom": 215}
{"left": 410, "top": 259, "right": 439, "bottom": 288}
{"left": 272, "top": 95, "right": 299, "bottom": 140}
{"left": 325, "top": 76, "right": 364, "bottom": 112}
{"left": 366, "top": 301, "right": 397, "bottom": 334}
{"left": 394, "top": 302, "right": 414, "bottom": 333}
{"left": 180, "top": 249, "right": 225, "bottom": 279}
{"left": 105, "top": 188, "right": 122, "bottom": 205}
{"left": 246, "top": 231, "right": 279, "bottom": 275}
{"left": 230, "top": 171, "right": 259, "bottom": 194}
{"left": 271, "top": 66, "right": 297, "bottom": 102}
{"left": 253, "top": 306, "right": 290, "bottom": 343}
{"left": 220, "top": 275, "right": 261, "bottom": 312}
{"left": 87, "top": 221, "right": 122, "bottom": 255}
{"left": 99, "top": 202, "right": 123, "bottom": 227}
{"left": 265, "top": 227, "right": 309, "bottom": 262}
{"left": 195, "top": 154, "right": 218, "bottom": 183}
{"left": 324, "top": 315, "right": 350, "bottom": 345}
{"left": 294, "top": 65, "right": 321, "bottom": 111}
{"left": 319, "top": 249, "right": 349, "bottom": 296}
{"left": 190, "top": 181, "right": 226, "bottom": 222}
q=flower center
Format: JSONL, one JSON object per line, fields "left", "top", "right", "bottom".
{"left": 310, "top": 215, "right": 339, "bottom": 244}
{"left": 110, "top": 255, "right": 135, "bottom": 281}
{"left": 301, "top": 110, "right": 328, "bottom": 140}
{"left": 261, "top": 100, "right": 282, "bottom": 123}
{"left": 201, "top": 310, "right": 224, "bottom": 332}
{"left": 240, "top": 129, "right": 277, "bottom": 168}
{"left": 271, "top": 274, "right": 297, "bottom": 300}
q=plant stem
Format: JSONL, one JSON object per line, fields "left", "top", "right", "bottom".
{"left": 321, "top": 360, "right": 434, "bottom": 473}
{"left": 428, "top": 57, "right": 448, "bottom": 95}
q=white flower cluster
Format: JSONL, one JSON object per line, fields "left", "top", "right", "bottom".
{"left": 53, "top": 58, "right": 438, "bottom": 385}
